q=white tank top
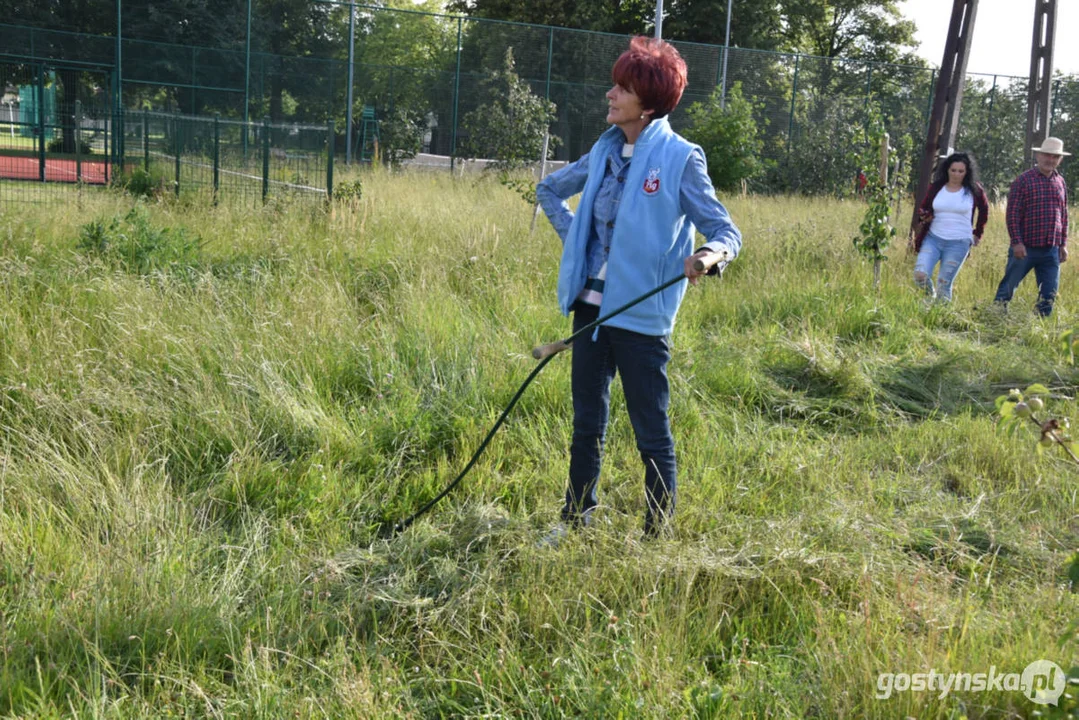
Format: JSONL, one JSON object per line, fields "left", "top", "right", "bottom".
{"left": 929, "top": 186, "right": 975, "bottom": 241}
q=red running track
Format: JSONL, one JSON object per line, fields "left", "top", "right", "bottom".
{"left": 0, "top": 154, "right": 111, "bottom": 184}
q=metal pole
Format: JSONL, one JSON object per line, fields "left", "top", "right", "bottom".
{"left": 244, "top": 0, "right": 252, "bottom": 161}
{"left": 346, "top": 1, "right": 355, "bottom": 165}
{"left": 116, "top": 0, "right": 122, "bottom": 114}
{"left": 174, "top": 117, "right": 180, "bottom": 197}
{"left": 450, "top": 17, "right": 462, "bottom": 174}
{"left": 213, "top": 113, "right": 220, "bottom": 202}
{"left": 103, "top": 76, "right": 109, "bottom": 184}
{"left": 38, "top": 64, "right": 45, "bottom": 183}
{"left": 786, "top": 55, "right": 799, "bottom": 167}
{"left": 262, "top": 117, "right": 270, "bottom": 202}
{"left": 545, "top": 26, "right": 553, "bottom": 102}
{"left": 911, "top": 0, "right": 978, "bottom": 238}
{"left": 1026, "top": 0, "right": 1057, "bottom": 161}
{"left": 75, "top": 100, "right": 82, "bottom": 184}
{"left": 720, "top": 0, "right": 733, "bottom": 108}
{"left": 327, "top": 118, "right": 335, "bottom": 199}
{"left": 530, "top": 130, "right": 550, "bottom": 235}
{"left": 986, "top": 74, "right": 997, "bottom": 130}
{"left": 143, "top": 109, "right": 149, "bottom": 172}
{"left": 655, "top": 0, "right": 663, "bottom": 39}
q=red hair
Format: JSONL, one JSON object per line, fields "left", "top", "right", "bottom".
{"left": 611, "top": 36, "right": 688, "bottom": 119}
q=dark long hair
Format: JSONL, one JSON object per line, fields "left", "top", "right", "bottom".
{"left": 933, "top": 152, "right": 980, "bottom": 194}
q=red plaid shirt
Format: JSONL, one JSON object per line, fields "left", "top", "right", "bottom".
{"left": 1006, "top": 168, "right": 1069, "bottom": 248}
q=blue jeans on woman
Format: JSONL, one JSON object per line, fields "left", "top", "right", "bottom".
{"left": 914, "top": 232, "right": 971, "bottom": 302}
{"left": 993, "top": 245, "right": 1061, "bottom": 317}
{"left": 564, "top": 302, "right": 676, "bottom": 536}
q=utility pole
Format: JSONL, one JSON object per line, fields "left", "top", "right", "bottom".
{"left": 1026, "top": 0, "right": 1057, "bottom": 161}
{"left": 910, "top": 0, "right": 978, "bottom": 239}
{"left": 655, "top": 0, "right": 663, "bottom": 39}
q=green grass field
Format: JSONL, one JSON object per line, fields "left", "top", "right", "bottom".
{"left": 1, "top": 173, "right": 1077, "bottom": 718}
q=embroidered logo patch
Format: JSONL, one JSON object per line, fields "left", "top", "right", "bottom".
{"left": 643, "top": 167, "right": 661, "bottom": 195}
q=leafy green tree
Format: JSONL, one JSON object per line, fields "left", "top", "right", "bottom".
{"left": 683, "top": 82, "right": 764, "bottom": 192}
{"left": 852, "top": 106, "right": 896, "bottom": 289}
{"left": 662, "top": 0, "right": 785, "bottom": 50}
{"left": 458, "top": 48, "right": 559, "bottom": 202}
{"left": 781, "top": 0, "right": 919, "bottom": 65}
{"left": 458, "top": 48, "right": 558, "bottom": 169}
{"left": 446, "top": 0, "right": 654, "bottom": 35}
{"left": 377, "top": 106, "right": 426, "bottom": 168}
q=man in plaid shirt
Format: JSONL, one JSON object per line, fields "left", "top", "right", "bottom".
{"left": 993, "top": 137, "right": 1071, "bottom": 316}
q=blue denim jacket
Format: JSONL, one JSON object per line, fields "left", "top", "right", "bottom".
{"left": 536, "top": 135, "right": 741, "bottom": 281}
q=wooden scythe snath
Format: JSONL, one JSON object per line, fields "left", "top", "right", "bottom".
{"left": 1026, "top": 0, "right": 1058, "bottom": 160}
{"left": 909, "top": 0, "right": 978, "bottom": 240}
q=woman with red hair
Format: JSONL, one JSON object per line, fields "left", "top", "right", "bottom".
{"left": 536, "top": 36, "right": 742, "bottom": 543}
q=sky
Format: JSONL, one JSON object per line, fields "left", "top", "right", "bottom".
{"left": 897, "top": 0, "right": 1079, "bottom": 78}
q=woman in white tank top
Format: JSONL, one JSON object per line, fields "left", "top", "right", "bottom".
{"left": 911, "top": 152, "right": 990, "bottom": 302}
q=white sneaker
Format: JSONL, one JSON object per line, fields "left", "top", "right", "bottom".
{"left": 536, "top": 522, "right": 569, "bottom": 549}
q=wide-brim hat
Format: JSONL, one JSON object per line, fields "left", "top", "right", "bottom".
{"left": 1032, "top": 137, "right": 1071, "bottom": 156}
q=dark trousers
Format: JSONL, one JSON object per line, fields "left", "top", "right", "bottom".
{"left": 563, "top": 302, "right": 677, "bottom": 535}
{"left": 993, "top": 245, "right": 1061, "bottom": 317}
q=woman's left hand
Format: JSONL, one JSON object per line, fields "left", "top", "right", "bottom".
{"left": 685, "top": 250, "right": 714, "bottom": 286}
{"left": 972, "top": 234, "right": 981, "bottom": 247}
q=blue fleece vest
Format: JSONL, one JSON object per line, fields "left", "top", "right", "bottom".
{"left": 557, "top": 118, "right": 698, "bottom": 336}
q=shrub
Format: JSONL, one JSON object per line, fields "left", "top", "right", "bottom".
{"left": 377, "top": 107, "right": 425, "bottom": 168}
{"left": 683, "top": 82, "right": 764, "bottom": 192}
{"left": 332, "top": 178, "right": 363, "bottom": 202}
{"left": 111, "top": 167, "right": 169, "bottom": 199}
{"left": 45, "top": 136, "right": 93, "bottom": 154}
{"left": 77, "top": 206, "right": 203, "bottom": 274}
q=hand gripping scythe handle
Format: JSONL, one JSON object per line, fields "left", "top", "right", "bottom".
{"left": 531, "top": 249, "right": 729, "bottom": 360}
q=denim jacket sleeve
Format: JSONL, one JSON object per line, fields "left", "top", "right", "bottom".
{"left": 535, "top": 152, "right": 591, "bottom": 244}
{"left": 680, "top": 149, "right": 742, "bottom": 259}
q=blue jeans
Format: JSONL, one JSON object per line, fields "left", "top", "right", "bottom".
{"left": 993, "top": 245, "right": 1060, "bottom": 316}
{"left": 914, "top": 232, "right": 971, "bottom": 301}
{"left": 564, "top": 302, "right": 676, "bottom": 535}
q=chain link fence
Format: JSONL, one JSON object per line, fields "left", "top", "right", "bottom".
{"left": 2, "top": 5, "right": 1078, "bottom": 202}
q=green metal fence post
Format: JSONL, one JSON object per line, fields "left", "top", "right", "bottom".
{"left": 174, "top": 117, "right": 181, "bottom": 197}
{"left": 545, "top": 26, "right": 553, "bottom": 102}
{"left": 262, "top": 116, "right": 270, "bottom": 202}
{"left": 142, "top": 109, "right": 149, "bottom": 172}
{"left": 345, "top": 0, "right": 355, "bottom": 165}
{"left": 75, "top": 99, "right": 82, "bottom": 183}
{"left": 116, "top": 107, "right": 124, "bottom": 179}
{"left": 103, "top": 86, "right": 109, "bottom": 185}
{"left": 787, "top": 54, "right": 800, "bottom": 186}
{"left": 213, "top": 113, "right": 220, "bottom": 203}
{"left": 244, "top": 0, "right": 251, "bottom": 161}
{"left": 116, "top": 0, "right": 122, "bottom": 167}
{"left": 449, "top": 16, "right": 462, "bottom": 174}
{"left": 37, "top": 64, "right": 45, "bottom": 183}
{"left": 327, "top": 118, "right": 334, "bottom": 201}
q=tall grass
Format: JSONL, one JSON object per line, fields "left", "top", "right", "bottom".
{"left": 0, "top": 172, "right": 1077, "bottom": 717}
